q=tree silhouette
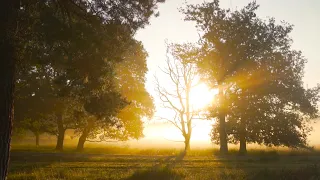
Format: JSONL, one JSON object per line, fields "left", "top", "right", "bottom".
{"left": 155, "top": 43, "right": 201, "bottom": 153}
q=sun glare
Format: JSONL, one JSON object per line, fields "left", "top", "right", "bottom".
{"left": 189, "top": 83, "right": 219, "bottom": 110}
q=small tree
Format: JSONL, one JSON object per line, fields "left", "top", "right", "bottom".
{"left": 14, "top": 64, "right": 56, "bottom": 147}
{"left": 155, "top": 43, "right": 200, "bottom": 153}
{"left": 14, "top": 63, "right": 81, "bottom": 150}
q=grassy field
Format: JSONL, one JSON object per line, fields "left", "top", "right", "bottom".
{"left": 8, "top": 145, "right": 320, "bottom": 180}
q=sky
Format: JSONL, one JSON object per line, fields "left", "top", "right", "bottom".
{"left": 133, "top": 0, "right": 320, "bottom": 147}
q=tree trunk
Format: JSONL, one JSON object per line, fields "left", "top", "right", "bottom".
{"left": 218, "top": 86, "right": 228, "bottom": 154}
{"left": 35, "top": 133, "right": 40, "bottom": 147}
{"left": 77, "top": 131, "right": 88, "bottom": 151}
{"left": 55, "top": 114, "right": 65, "bottom": 151}
{"left": 184, "top": 82, "right": 192, "bottom": 155}
{"left": 219, "top": 116, "right": 228, "bottom": 154}
{"left": 55, "top": 130, "right": 65, "bottom": 151}
{"left": 239, "top": 119, "right": 247, "bottom": 155}
{"left": 76, "top": 121, "right": 93, "bottom": 151}
{"left": 184, "top": 135, "right": 191, "bottom": 153}
{"left": 0, "top": 1, "right": 19, "bottom": 179}
{"left": 239, "top": 134, "right": 247, "bottom": 155}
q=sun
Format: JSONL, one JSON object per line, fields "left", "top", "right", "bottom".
{"left": 189, "top": 83, "right": 219, "bottom": 110}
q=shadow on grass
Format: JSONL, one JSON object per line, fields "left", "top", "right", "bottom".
{"left": 126, "top": 166, "right": 185, "bottom": 180}
{"left": 126, "top": 151, "right": 186, "bottom": 180}
{"left": 249, "top": 164, "right": 320, "bottom": 180}
{"left": 9, "top": 162, "right": 53, "bottom": 175}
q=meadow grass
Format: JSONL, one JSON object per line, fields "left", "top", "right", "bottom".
{"left": 8, "top": 144, "right": 320, "bottom": 179}
{"left": 12, "top": 143, "right": 320, "bottom": 156}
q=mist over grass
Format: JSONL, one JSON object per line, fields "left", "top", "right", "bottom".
{"left": 9, "top": 145, "right": 320, "bottom": 180}
{"left": 11, "top": 143, "right": 320, "bottom": 157}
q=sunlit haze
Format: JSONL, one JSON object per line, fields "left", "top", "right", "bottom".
{"left": 190, "top": 83, "right": 218, "bottom": 110}
{"left": 135, "top": 0, "right": 320, "bottom": 147}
